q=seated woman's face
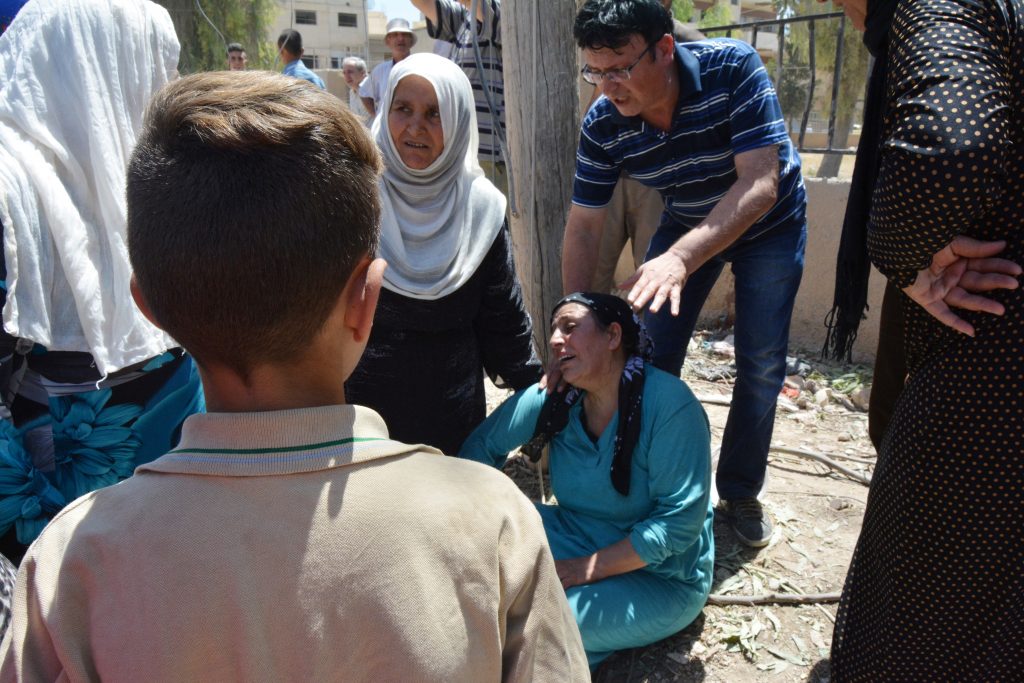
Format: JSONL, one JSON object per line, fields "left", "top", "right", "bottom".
{"left": 550, "top": 303, "right": 614, "bottom": 388}
{"left": 388, "top": 75, "right": 444, "bottom": 170}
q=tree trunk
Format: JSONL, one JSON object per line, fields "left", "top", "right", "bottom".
{"left": 153, "top": 0, "right": 197, "bottom": 71}
{"left": 816, "top": 111, "right": 853, "bottom": 178}
{"left": 501, "top": 0, "right": 580, "bottom": 362}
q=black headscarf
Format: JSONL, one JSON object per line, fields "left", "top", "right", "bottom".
{"left": 520, "top": 293, "right": 653, "bottom": 496}
{"left": 822, "top": 0, "right": 900, "bottom": 361}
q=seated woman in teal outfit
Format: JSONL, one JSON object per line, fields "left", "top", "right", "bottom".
{"left": 459, "top": 292, "right": 714, "bottom": 667}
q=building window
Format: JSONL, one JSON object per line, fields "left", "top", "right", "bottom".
{"left": 338, "top": 12, "right": 358, "bottom": 27}
{"left": 331, "top": 56, "right": 342, "bottom": 69}
{"left": 301, "top": 55, "right": 319, "bottom": 69}
{"left": 295, "top": 10, "right": 317, "bottom": 25}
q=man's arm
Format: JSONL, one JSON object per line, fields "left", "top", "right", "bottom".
{"left": 623, "top": 145, "right": 779, "bottom": 315}
{"left": 561, "top": 204, "right": 609, "bottom": 294}
{"left": 360, "top": 96, "right": 376, "bottom": 118}
{"left": 471, "top": 0, "right": 493, "bottom": 24}
{"left": 409, "top": 0, "right": 439, "bottom": 26}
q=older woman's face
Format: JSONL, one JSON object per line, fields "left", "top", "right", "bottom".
{"left": 550, "top": 303, "right": 618, "bottom": 388}
{"left": 388, "top": 75, "right": 444, "bottom": 170}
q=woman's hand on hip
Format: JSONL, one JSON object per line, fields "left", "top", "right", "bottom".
{"left": 903, "top": 236, "right": 1021, "bottom": 336}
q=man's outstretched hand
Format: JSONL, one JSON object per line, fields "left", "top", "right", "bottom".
{"left": 902, "top": 236, "right": 1021, "bottom": 336}
{"left": 620, "top": 249, "right": 688, "bottom": 315}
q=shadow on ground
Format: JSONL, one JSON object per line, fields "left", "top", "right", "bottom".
{"left": 594, "top": 614, "right": 708, "bottom": 683}
{"left": 807, "top": 657, "right": 831, "bottom": 681}
{"left": 709, "top": 512, "right": 766, "bottom": 591}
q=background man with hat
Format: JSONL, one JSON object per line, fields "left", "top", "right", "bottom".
{"left": 360, "top": 17, "right": 415, "bottom": 118}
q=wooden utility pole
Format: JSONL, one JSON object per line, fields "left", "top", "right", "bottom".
{"left": 501, "top": 0, "right": 579, "bottom": 360}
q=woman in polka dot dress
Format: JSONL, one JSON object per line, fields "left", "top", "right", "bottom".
{"left": 830, "top": 0, "right": 1024, "bottom": 679}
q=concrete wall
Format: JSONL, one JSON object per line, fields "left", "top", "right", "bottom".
{"left": 316, "top": 70, "right": 350, "bottom": 102}
{"left": 613, "top": 177, "right": 886, "bottom": 362}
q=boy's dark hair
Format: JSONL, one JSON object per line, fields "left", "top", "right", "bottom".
{"left": 277, "top": 28, "right": 302, "bottom": 54}
{"left": 127, "top": 71, "right": 382, "bottom": 376}
{"left": 574, "top": 0, "right": 673, "bottom": 51}
{"left": 226, "top": 42, "right": 245, "bottom": 55}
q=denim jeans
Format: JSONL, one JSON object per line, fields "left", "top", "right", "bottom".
{"left": 644, "top": 219, "right": 806, "bottom": 501}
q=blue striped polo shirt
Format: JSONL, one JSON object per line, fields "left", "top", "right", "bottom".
{"left": 574, "top": 39, "right": 806, "bottom": 243}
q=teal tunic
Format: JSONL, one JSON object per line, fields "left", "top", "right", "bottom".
{"left": 459, "top": 365, "right": 714, "bottom": 666}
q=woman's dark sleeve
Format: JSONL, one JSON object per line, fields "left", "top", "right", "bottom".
{"left": 474, "top": 221, "right": 542, "bottom": 390}
{"left": 866, "top": 0, "right": 1015, "bottom": 287}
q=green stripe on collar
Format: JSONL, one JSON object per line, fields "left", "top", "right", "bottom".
{"left": 169, "top": 436, "right": 387, "bottom": 456}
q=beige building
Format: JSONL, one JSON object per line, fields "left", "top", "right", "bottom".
{"left": 271, "top": 0, "right": 370, "bottom": 70}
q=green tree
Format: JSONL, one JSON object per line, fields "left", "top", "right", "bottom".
{"left": 813, "top": 6, "right": 868, "bottom": 176}
{"left": 155, "top": 0, "right": 278, "bottom": 74}
{"left": 773, "top": 0, "right": 869, "bottom": 177}
{"left": 671, "top": 0, "right": 694, "bottom": 22}
{"left": 698, "top": 2, "right": 733, "bottom": 37}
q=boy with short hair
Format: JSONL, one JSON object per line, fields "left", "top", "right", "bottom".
{"left": 0, "top": 71, "right": 587, "bottom": 682}
{"left": 226, "top": 41, "right": 246, "bottom": 70}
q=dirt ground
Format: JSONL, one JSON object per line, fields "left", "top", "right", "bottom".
{"left": 486, "top": 330, "right": 876, "bottom": 683}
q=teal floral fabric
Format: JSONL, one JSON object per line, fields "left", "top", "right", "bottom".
{"left": 0, "top": 352, "right": 203, "bottom": 554}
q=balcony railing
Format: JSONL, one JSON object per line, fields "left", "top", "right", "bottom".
{"left": 701, "top": 11, "right": 861, "bottom": 156}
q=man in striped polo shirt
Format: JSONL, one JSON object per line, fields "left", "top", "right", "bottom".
{"left": 562, "top": 0, "right": 807, "bottom": 548}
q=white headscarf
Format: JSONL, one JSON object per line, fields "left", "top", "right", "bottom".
{"left": 371, "top": 53, "right": 507, "bottom": 300}
{"left": 0, "top": 0, "right": 180, "bottom": 376}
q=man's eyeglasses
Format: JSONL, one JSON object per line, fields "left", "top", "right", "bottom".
{"left": 580, "top": 43, "right": 655, "bottom": 85}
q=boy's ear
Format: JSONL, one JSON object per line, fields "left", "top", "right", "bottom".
{"left": 344, "top": 256, "right": 387, "bottom": 343}
{"left": 130, "top": 275, "right": 164, "bottom": 330}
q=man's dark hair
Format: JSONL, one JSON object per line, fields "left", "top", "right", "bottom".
{"left": 226, "top": 42, "right": 245, "bottom": 56}
{"left": 128, "top": 71, "right": 382, "bottom": 377}
{"left": 277, "top": 28, "right": 302, "bottom": 54}
{"left": 574, "top": 0, "right": 673, "bottom": 51}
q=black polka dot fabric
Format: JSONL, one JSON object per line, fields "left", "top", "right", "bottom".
{"left": 832, "top": 0, "right": 1024, "bottom": 679}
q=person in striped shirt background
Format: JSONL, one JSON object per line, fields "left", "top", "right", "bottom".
{"left": 561, "top": 0, "right": 807, "bottom": 549}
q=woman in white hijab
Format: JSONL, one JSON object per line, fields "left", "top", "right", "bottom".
{"left": 346, "top": 53, "right": 539, "bottom": 454}
{"left": 0, "top": 0, "right": 203, "bottom": 564}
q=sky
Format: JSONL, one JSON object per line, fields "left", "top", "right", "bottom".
{"left": 369, "top": 0, "right": 422, "bottom": 22}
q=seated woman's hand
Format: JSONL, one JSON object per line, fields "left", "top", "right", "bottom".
{"left": 903, "top": 236, "right": 1021, "bottom": 336}
{"left": 555, "top": 556, "right": 598, "bottom": 590}
{"left": 555, "top": 538, "right": 648, "bottom": 590}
